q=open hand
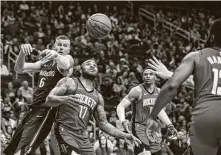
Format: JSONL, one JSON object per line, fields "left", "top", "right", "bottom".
{"left": 40, "top": 49, "right": 59, "bottom": 62}
{"left": 20, "top": 44, "right": 33, "bottom": 55}
{"left": 148, "top": 56, "right": 172, "bottom": 79}
{"left": 124, "top": 133, "right": 141, "bottom": 147}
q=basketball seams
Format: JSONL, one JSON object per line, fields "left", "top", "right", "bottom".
{"left": 88, "top": 20, "right": 106, "bottom": 36}
{"left": 90, "top": 18, "right": 111, "bottom": 30}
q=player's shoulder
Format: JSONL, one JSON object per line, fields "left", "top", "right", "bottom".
{"left": 130, "top": 85, "right": 142, "bottom": 93}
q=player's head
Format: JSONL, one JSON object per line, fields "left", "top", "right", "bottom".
{"left": 80, "top": 59, "right": 98, "bottom": 80}
{"left": 53, "top": 35, "right": 70, "bottom": 55}
{"left": 205, "top": 19, "right": 221, "bottom": 47}
{"left": 142, "top": 66, "right": 156, "bottom": 85}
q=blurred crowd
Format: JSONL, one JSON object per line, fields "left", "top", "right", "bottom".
{"left": 1, "top": 1, "right": 220, "bottom": 155}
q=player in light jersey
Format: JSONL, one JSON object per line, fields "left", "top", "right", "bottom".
{"left": 149, "top": 19, "right": 221, "bottom": 155}
{"left": 4, "top": 35, "right": 74, "bottom": 155}
{"left": 43, "top": 59, "right": 141, "bottom": 155}
{"left": 117, "top": 67, "right": 177, "bottom": 155}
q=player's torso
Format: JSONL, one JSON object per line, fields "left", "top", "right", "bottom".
{"left": 194, "top": 47, "right": 221, "bottom": 106}
{"left": 57, "top": 78, "right": 99, "bottom": 131}
{"left": 132, "top": 84, "right": 160, "bottom": 125}
{"left": 33, "top": 61, "right": 63, "bottom": 106}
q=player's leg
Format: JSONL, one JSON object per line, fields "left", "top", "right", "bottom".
{"left": 190, "top": 103, "right": 220, "bottom": 155}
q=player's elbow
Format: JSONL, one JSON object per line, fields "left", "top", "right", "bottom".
{"left": 57, "top": 61, "right": 70, "bottom": 70}
{"left": 167, "top": 82, "right": 179, "bottom": 91}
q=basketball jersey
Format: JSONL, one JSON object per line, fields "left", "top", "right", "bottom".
{"left": 132, "top": 84, "right": 160, "bottom": 125}
{"left": 193, "top": 47, "right": 221, "bottom": 107}
{"left": 32, "top": 61, "right": 63, "bottom": 106}
{"left": 56, "top": 78, "right": 99, "bottom": 131}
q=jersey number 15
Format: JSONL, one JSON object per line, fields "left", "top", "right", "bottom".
{"left": 212, "top": 68, "right": 221, "bottom": 95}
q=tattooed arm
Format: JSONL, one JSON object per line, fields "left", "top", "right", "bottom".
{"left": 94, "top": 93, "right": 140, "bottom": 145}
{"left": 44, "top": 77, "right": 77, "bottom": 107}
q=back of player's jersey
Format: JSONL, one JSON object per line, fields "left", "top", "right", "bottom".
{"left": 32, "top": 61, "right": 63, "bottom": 106}
{"left": 194, "top": 47, "right": 221, "bottom": 107}
{"left": 132, "top": 84, "right": 160, "bottom": 125}
{"left": 56, "top": 78, "right": 99, "bottom": 131}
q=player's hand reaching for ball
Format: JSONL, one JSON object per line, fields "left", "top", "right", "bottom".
{"left": 146, "top": 117, "right": 159, "bottom": 132}
{"left": 40, "top": 49, "right": 59, "bottom": 62}
{"left": 20, "top": 44, "right": 33, "bottom": 55}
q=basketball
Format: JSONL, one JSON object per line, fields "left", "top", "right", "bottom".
{"left": 86, "top": 13, "right": 112, "bottom": 39}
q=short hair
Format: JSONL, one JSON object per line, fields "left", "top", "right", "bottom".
{"left": 55, "top": 35, "right": 70, "bottom": 41}
{"left": 210, "top": 19, "right": 221, "bottom": 45}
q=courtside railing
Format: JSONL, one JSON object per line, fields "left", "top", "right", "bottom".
{"left": 138, "top": 7, "right": 206, "bottom": 44}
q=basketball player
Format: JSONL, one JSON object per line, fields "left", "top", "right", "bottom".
{"left": 43, "top": 59, "right": 141, "bottom": 155}
{"left": 4, "top": 35, "right": 74, "bottom": 155}
{"left": 117, "top": 67, "right": 177, "bottom": 155}
{"left": 149, "top": 19, "right": 221, "bottom": 155}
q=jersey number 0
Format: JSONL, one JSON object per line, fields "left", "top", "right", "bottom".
{"left": 212, "top": 68, "right": 221, "bottom": 95}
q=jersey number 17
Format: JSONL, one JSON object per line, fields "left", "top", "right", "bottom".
{"left": 212, "top": 68, "right": 221, "bottom": 95}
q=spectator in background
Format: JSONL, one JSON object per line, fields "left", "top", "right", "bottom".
{"left": 0, "top": 58, "right": 9, "bottom": 76}
{"left": 3, "top": 82, "right": 16, "bottom": 102}
{"left": 17, "top": 81, "right": 33, "bottom": 103}
{"left": 94, "top": 134, "right": 113, "bottom": 155}
{"left": 2, "top": 110, "right": 17, "bottom": 140}
{"left": 114, "top": 139, "right": 134, "bottom": 155}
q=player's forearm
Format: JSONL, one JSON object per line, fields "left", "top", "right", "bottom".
{"left": 98, "top": 121, "right": 131, "bottom": 139}
{"left": 116, "top": 104, "right": 126, "bottom": 123}
{"left": 14, "top": 52, "right": 26, "bottom": 73}
{"left": 56, "top": 55, "right": 71, "bottom": 70}
{"left": 157, "top": 109, "right": 172, "bottom": 126}
{"left": 151, "top": 83, "right": 178, "bottom": 119}
{"left": 45, "top": 95, "right": 67, "bottom": 107}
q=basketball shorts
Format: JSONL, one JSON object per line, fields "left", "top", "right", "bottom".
{"left": 4, "top": 107, "right": 57, "bottom": 155}
{"left": 54, "top": 124, "right": 95, "bottom": 155}
{"left": 190, "top": 101, "right": 221, "bottom": 155}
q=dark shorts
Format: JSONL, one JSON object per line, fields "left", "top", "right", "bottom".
{"left": 132, "top": 123, "right": 150, "bottom": 155}
{"left": 54, "top": 124, "right": 95, "bottom": 155}
{"left": 190, "top": 101, "right": 221, "bottom": 155}
{"left": 4, "top": 107, "right": 57, "bottom": 155}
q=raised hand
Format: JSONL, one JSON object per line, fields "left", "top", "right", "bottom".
{"left": 20, "top": 44, "right": 33, "bottom": 55}
{"left": 148, "top": 56, "right": 172, "bottom": 79}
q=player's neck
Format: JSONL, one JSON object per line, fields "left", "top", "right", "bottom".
{"left": 143, "top": 83, "right": 155, "bottom": 92}
{"left": 79, "top": 76, "right": 94, "bottom": 91}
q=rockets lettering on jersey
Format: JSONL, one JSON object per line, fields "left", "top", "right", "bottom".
{"left": 75, "top": 94, "right": 97, "bottom": 110}
{"left": 143, "top": 98, "right": 156, "bottom": 107}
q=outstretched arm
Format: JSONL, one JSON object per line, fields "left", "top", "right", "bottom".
{"left": 148, "top": 56, "right": 194, "bottom": 89}
{"left": 150, "top": 52, "right": 197, "bottom": 118}
{"left": 44, "top": 77, "right": 77, "bottom": 107}
{"left": 14, "top": 44, "right": 50, "bottom": 73}
{"left": 95, "top": 93, "right": 140, "bottom": 146}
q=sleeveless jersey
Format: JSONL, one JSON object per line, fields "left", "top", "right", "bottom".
{"left": 132, "top": 84, "right": 160, "bottom": 125}
{"left": 56, "top": 78, "right": 99, "bottom": 131}
{"left": 193, "top": 47, "right": 221, "bottom": 107}
{"left": 32, "top": 61, "right": 63, "bottom": 106}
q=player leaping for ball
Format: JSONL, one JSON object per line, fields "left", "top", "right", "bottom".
{"left": 4, "top": 35, "right": 74, "bottom": 155}
{"left": 149, "top": 19, "right": 221, "bottom": 155}
{"left": 43, "top": 59, "right": 141, "bottom": 155}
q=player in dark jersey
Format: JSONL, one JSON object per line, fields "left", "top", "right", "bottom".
{"left": 117, "top": 67, "right": 177, "bottom": 155}
{"left": 4, "top": 35, "right": 74, "bottom": 155}
{"left": 149, "top": 19, "right": 221, "bottom": 155}
{"left": 43, "top": 59, "right": 141, "bottom": 155}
